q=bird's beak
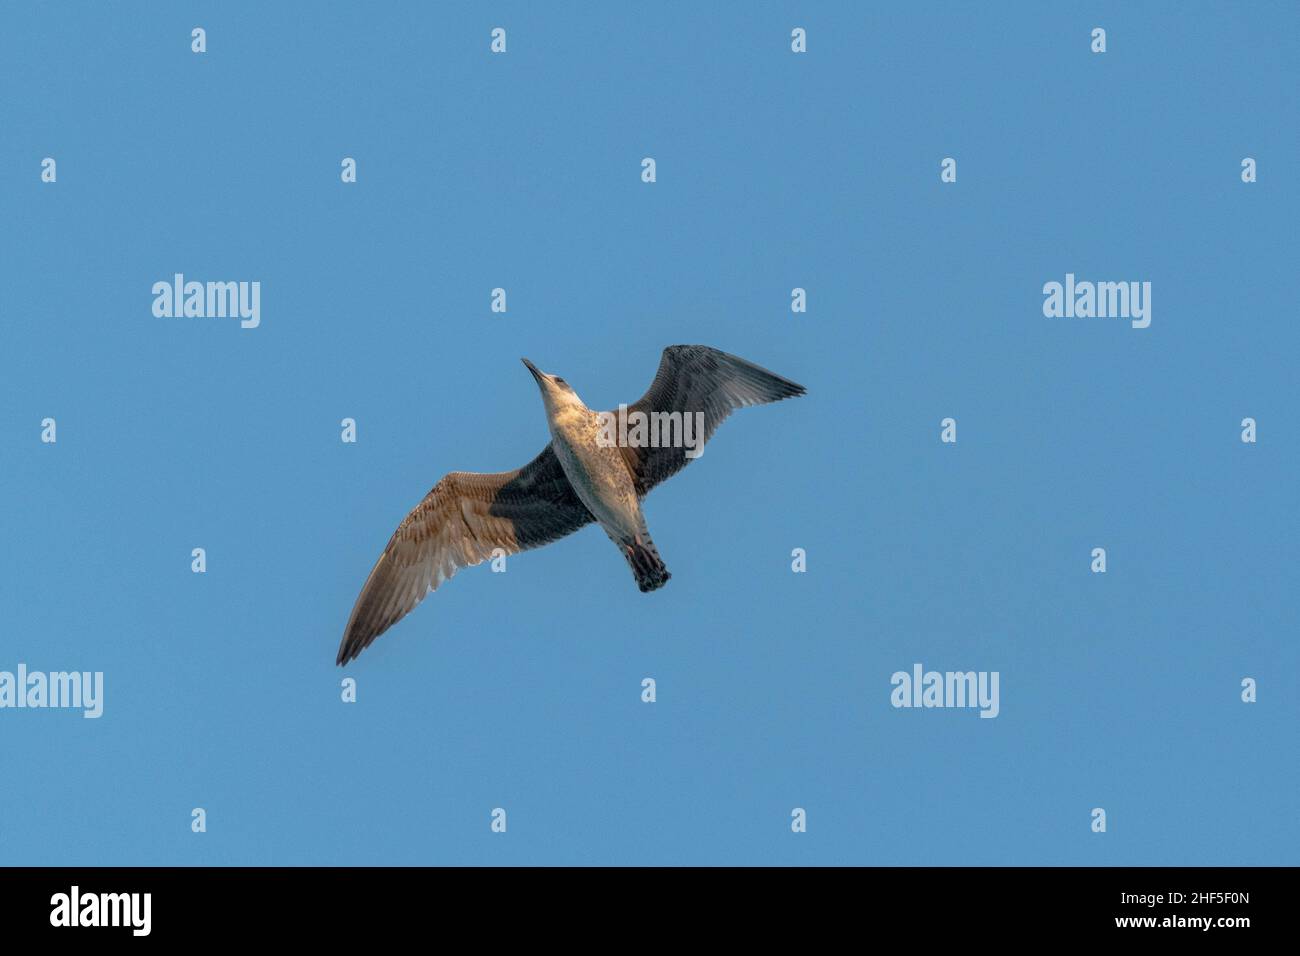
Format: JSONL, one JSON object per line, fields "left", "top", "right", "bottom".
{"left": 521, "top": 358, "right": 545, "bottom": 385}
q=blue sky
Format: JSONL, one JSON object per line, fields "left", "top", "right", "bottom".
{"left": 1, "top": 2, "right": 1296, "bottom": 865}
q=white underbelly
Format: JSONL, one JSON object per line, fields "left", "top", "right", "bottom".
{"left": 551, "top": 432, "right": 641, "bottom": 538}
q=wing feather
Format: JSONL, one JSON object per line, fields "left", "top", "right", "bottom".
{"left": 615, "top": 345, "right": 806, "bottom": 496}
{"left": 336, "top": 443, "right": 593, "bottom": 664}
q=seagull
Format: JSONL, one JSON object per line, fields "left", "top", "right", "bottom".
{"left": 336, "top": 345, "right": 806, "bottom": 664}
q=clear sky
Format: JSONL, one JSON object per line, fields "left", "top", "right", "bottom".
{"left": 1, "top": 2, "right": 1296, "bottom": 865}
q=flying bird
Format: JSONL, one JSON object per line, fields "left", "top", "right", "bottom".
{"left": 336, "top": 345, "right": 805, "bottom": 664}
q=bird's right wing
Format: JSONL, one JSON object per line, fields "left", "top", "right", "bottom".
{"left": 615, "top": 345, "right": 806, "bottom": 497}
{"left": 336, "top": 444, "right": 594, "bottom": 664}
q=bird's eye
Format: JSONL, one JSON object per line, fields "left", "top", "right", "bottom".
{"left": 554, "top": 377, "right": 567, "bottom": 386}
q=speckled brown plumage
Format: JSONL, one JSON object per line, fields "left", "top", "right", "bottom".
{"left": 336, "top": 346, "right": 805, "bottom": 665}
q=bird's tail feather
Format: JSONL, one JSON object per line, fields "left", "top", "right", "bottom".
{"left": 624, "top": 535, "right": 671, "bottom": 592}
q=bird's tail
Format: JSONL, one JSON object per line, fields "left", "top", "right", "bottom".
{"left": 623, "top": 534, "right": 671, "bottom": 592}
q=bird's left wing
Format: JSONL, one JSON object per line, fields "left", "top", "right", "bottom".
{"left": 336, "top": 443, "right": 593, "bottom": 664}
{"left": 615, "top": 345, "right": 806, "bottom": 497}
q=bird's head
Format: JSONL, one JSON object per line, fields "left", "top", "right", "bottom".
{"left": 522, "top": 358, "right": 586, "bottom": 416}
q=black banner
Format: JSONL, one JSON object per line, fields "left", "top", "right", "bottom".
{"left": 0, "top": 866, "right": 1280, "bottom": 941}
